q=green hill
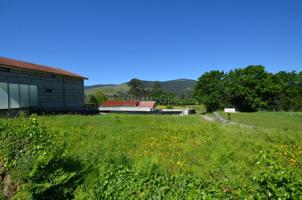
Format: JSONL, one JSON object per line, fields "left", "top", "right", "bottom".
{"left": 85, "top": 83, "right": 129, "bottom": 96}
{"left": 85, "top": 79, "right": 196, "bottom": 97}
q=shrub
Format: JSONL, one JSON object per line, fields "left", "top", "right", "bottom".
{"left": 252, "top": 151, "right": 302, "bottom": 199}
{"left": 0, "top": 115, "right": 85, "bottom": 199}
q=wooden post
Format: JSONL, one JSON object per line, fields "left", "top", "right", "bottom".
{"left": 227, "top": 113, "right": 231, "bottom": 120}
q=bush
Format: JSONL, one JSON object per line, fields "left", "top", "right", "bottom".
{"left": 252, "top": 151, "right": 302, "bottom": 199}
{"left": 166, "top": 105, "right": 173, "bottom": 109}
{"left": 0, "top": 115, "right": 85, "bottom": 199}
{"left": 0, "top": 115, "right": 55, "bottom": 172}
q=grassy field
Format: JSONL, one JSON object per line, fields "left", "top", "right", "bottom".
{"left": 219, "top": 111, "right": 302, "bottom": 131}
{"left": 0, "top": 113, "right": 301, "bottom": 199}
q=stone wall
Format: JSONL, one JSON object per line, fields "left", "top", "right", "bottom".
{"left": 0, "top": 64, "right": 84, "bottom": 111}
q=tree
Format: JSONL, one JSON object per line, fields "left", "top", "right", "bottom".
{"left": 274, "top": 71, "right": 302, "bottom": 111}
{"left": 194, "top": 70, "right": 225, "bottom": 112}
{"left": 152, "top": 81, "right": 162, "bottom": 90}
{"left": 95, "top": 91, "right": 107, "bottom": 104}
{"left": 194, "top": 66, "right": 302, "bottom": 112}
{"left": 127, "top": 78, "right": 146, "bottom": 99}
{"left": 86, "top": 94, "right": 98, "bottom": 105}
{"left": 150, "top": 81, "right": 164, "bottom": 99}
{"left": 226, "top": 65, "right": 278, "bottom": 112}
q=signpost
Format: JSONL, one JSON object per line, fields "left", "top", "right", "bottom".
{"left": 224, "top": 108, "right": 236, "bottom": 120}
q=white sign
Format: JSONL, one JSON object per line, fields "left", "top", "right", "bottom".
{"left": 224, "top": 108, "right": 236, "bottom": 113}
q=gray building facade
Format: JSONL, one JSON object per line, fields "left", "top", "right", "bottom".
{"left": 0, "top": 57, "right": 87, "bottom": 112}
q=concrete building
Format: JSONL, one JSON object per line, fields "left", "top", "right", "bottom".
{"left": 0, "top": 57, "right": 87, "bottom": 113}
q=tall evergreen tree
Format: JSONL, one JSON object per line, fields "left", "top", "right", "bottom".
{"left": 127, "top": 78, "right": 146, "bottom": 99}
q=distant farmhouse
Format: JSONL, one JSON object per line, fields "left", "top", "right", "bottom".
{"left": 0, "top": 57, "right": 87, "bottom": 113}
{"left": 99, "top": 100, "right": 194, "bottom": 115}
{"left": 99, "top": 100, "right": 156, "bottom": 113}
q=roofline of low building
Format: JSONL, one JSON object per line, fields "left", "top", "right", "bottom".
{"left": 0, "top": 56, "right": 88, "bottom": 80}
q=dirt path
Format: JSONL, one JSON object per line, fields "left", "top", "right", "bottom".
{"left": 201, "top": 115, "right": 215, "bottom": 121}
{"left": 202, "top": 112, "right": 255, "bottom": 129}
{"left": 213, "top": 112, "right": 235, "bottom": 124}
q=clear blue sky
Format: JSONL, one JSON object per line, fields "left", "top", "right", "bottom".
{"left": 1, "top": 0, "right": 301, "bottom": 85}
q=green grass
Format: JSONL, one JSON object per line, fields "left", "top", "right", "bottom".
{"left": 1, "top": 113, "right": 302, "bottom": 198}
{"left": 40, "top": 114, "right": 302, "bottom": 177}
{"left": 219, "top": 111, "right": 302, "bottom": 131}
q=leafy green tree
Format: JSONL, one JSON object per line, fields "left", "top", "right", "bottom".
{"left": 95, "top": 91, "right": 108, "bottom": 104}
{"left": 86, "top": 94, "right": 98, "bottom": 105}
{"left": 127, "top": 78, "right": 146, "bottom": 99}
{"left": 152, "top": 81, "right": 162, "bottom": 90}
{"left": 274, "top": 71, "right": 302, "bottom": 111}
{"left": 226, "top": 66, "right": 278, "bottom": 112}
{"left": 150, "top": 81, "right": 164, "bottom": 101}
{"left": 194, "top": 66, "right": 301, "bottom": 112}
{"left": 180, "top": 97, "right": 197, "bottom": 105}
{"left": 194, "top": 70, "right": 225, "bottom": 112}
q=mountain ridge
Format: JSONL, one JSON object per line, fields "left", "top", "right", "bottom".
{"left": 85, "top": 79, "right": 197, "bottom": 96}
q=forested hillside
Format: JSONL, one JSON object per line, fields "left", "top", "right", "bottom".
{"left": 85, "top": 79, "right": 196, "bottom": 97}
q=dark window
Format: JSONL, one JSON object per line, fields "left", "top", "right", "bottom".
{"left": 52, "top": 74, "right": 56, "bottom": 78}
{"left": 0, "top": 67, "right": 10, "bottom": 72}
{"left": 45, "top": 89, "right": 53, "bottom": 93}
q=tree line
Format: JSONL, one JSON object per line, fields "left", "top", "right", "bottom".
{"left": 194, "top": 65, "right": 302, "bottom": 112}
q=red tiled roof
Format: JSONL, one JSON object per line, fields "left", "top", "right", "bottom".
{"left": 138, "top": 101, "right": 156, "bottom": 108}
{"left": 101, "top": 100, "right": 139, "bottom": 107}
{"left": 0, "top": 57, "right": 87, "bottom": 79}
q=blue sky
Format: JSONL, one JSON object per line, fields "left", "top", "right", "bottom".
{"left": 1, "top": 0, "right": 301, "bottom": 85}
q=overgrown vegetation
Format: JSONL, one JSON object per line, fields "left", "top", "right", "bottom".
{"left": 85, "top": 91, "right": 108, "bottom": 105}
{"left": 0, "top": 114, "right": 301, "bottom": 199}
{"left": 0, "top": 115, "right": 85, "bottom": 199}
{"left": 194, "top": 66, "right": 302, "bottom": 112}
